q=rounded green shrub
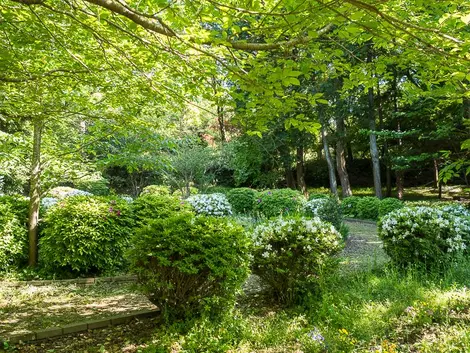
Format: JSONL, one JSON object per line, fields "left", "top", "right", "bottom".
{"left": 127, "top": 213, "right": 251, "bottom": 320}
{"left": 252, "top": 217, "right": 343, "bottom": 305}
{"left": 308, "top": 193, "right": 330, "bottom": 201}
{"left": 132, "top": 194, "right": 193, "bottom": 226}
{"left": 356, "top": 196, "right": 381, "bottom": 220}
{"left": 340, "top": 196, "right": 361, "bottom": 218}
{"left": 140, "top": 185, "right": 171, "bottom": 197}
{"left": 75, "top": 174, "right": 110, "bottom": 195}
{"left": 379, "top": 207, "right": 470, "bottom": 267}
{"left": 0, "top": 196, "right": 28, "bottom": 271}
{"left": 378, "top": 197, "right": 404, "bottom": 218}
{"left": 254, "top": 189, "right": 305, "bottom": 218}
{"left": 227, "top": 188, "right": 256, "bottom": 214}
{"left": 186, "top": 193, "right": 232, "bottom": 216}
{"left": 304, "top": 197, "right": 343, "bottom": 231}
{"left": 40, "top": 196, "right": 134, "bottom": 276}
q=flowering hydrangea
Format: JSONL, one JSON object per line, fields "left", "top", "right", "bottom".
{"left": 379, "top": 206, "right": 470, "bottom": 267}
{"left": 41, "top": 197, "right": 58, "bottom": 211}
{"left": 440, "top": 204, "right": 470, "bottom": 218}
{"left": 63, "top": 189, "right": 93, "bottom": 198}
{"left": 252, "top": 217, "right": 343, "bottom": 304}
{"left": 119, "top": 195, "right": 134, "bottom": 203}
{"left": 304, "top": 198, "right": 328, "bottom": 217}
{"left": 186, "top": 193, "right": 232, "bottom": 216}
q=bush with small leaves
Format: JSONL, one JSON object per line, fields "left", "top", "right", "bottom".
{"left": 132, "top": 194, "right": 192, "bottom": 226}
{"left": 304, "top": 197, "right": 343, "bottom": 232}
{"left": 227, "top": 188, "right": 257, "bottom": 214}
{"left": 41, "top": 197, "right": 58, "bottom": 212}
{"left": 308, "top": 193, "right": 330, "bottom": 201}
{"left": 378, "top": 198, "right": 404, "bottom": 218}
{"left": 187, "top": 193, "right": 233, "bottom": 216}
{"left": 127, "top": 213, "right": 251, "bottom": 320}
{"left": 356, "top": 197, "right": 381, "bottom": 220}
{"left": 252, "top": 217, "right": 343, "bottom": 305}
{"left": 379, "top": 207, "right": 470, "bottom": 267}
{"left": 40, "top": 196, "right": 134, "bottom": 277}
{"left": 172, "top": 186, "right": 199, "bottom": 198}
{"left": 0, "top": 196, "right": 28, "bottom": 271}
{"left": 140, "top": 185, "right": 171, "bottom": 197}
{"left": 440, "top": 204, "right": 470, "bottom": 218}
{"left": 254, "top": 189, "right": 305, "bottom": 218}
{"left": 340, "top": 196, "right": 362, "bottom": 218}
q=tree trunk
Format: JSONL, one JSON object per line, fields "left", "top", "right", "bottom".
{"left": 296, "top": 146, "right": 308, "bottom": 197}
{"left": 396, "top": 170, "right": 404, "bottom": 200}
{"left": 335, "top": 115, "right": 352, "bottom": 197}
{"left": 217, "top": 105, "right": 226, "bottom": 143}
{"left": 321, "top": 122, "right": 338, "bottom": 197}
{"left": 386, "top": 165, "right": 392, "bottom": 197}
{"left": 368, "top": 87, "right": 382, "bottom": 199}
{"left": 28, "top": 118, "right": 43, "bottom": 267}
{"left": 433, "top": 159, "right": 439, "bottom": 189}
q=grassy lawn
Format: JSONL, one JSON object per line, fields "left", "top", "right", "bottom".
{"left": 5, "top": 221, "right": 470, "bottom": 353}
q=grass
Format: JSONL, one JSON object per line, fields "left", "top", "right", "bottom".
{"left": 5, "top": 220, "right": 470, "bottom": 353}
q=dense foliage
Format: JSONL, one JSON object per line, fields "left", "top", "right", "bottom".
{"left": 356, "top": 197, "right": 381, "bottom": 220}
{"left": 378, "top": 198, "right": 404, "bottom": 218}
{"left": 186, "top": 193, "right": 233, "bottom": 216}
{"left": 131, "top": 194, "right": 192, "bottom": 226}
{"left": 341, "top": 196, "right": 362, "bottom": 218}
{"left": 379, "top": 207, "right": 470, "bottom": 267}
{"left": 139, "top": 185, "right": 171, "bottom": 197}
{"left": 226, "top": 188, "right": 257, "bottom": 214}
{"left": 252, "top": 217, "right": 343, "bottom": 305}
{"left": 127, "top": 213, "right": 251, "bottom": 320}
{"left": 254, "top": 189, "right": 305, "bottom": 218}
{"left": 40, "top": 196, "right": 134, "bottom": 276}
{"left": 304, "top": 197, "right": 343, "bottom": 232}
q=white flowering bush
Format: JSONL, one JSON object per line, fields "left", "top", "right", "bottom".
{"left": 304, "top": 198, "right": 328, "bottom": 216}
{"left": 441, "top": 204, "right": 470, "bottom": 218}
{"left": 119, "top": 195, "right": 134, "bottom": 203}
{"left": 252, "top": 217, "right": 343, "bottom": 305}
{"left": 63, "top": 189, "right": 93, "bottom": 198}
{"left": 41, "top": 197, "right": 58, "bottom": 211}
{"left": 187, "top": 193, "right": 232, "bottom": 216}
{"left": 304, "top": 197, "right": 343, "bottom": 233}
{"left": 379, "top": 207, "right": 470, "bottom": 267}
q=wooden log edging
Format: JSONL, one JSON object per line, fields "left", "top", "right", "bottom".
{"left": 1, "top": 275, "right": 138, "bottom": 288}
{"left": 2, "top": 309, "right": 160, "bottom": 344}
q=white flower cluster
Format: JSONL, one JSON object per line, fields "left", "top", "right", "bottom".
{"left": 119, "top": 195, "right": 134, "bottom": 203}
{"left": 380, "top": 207, "right": 470, "bottom": 254}
{"left": 41, "top": 197, "right": 58, "bottom": 211}
{"left": 441, "top": 204, "right": 470, "bottom": 218}
{"left": 186, "top": 193, "right": 233, "bottom": 216}
{"left": 63, "top": 189, "right": 93, "bottom": 198}
{"left": 252, "top": 217, "right": 341, "bottom": 258}
{"left": 304, "top": 198, "right": 328, "bottom": 216}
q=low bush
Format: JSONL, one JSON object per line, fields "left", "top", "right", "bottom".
{"left": 127, "top": 213, "right": 251, "bottom": 320}
{"left": 252, "top": 217, "right": 343, "bottom": 305}
{"left": 341, "top": 196, "right": 361, "bottom": 218}
{"left": 379, "top": 207, "right": 470, "bottom": 267}
{"left": 140, "top": 185, "right": 171, "bottom": 197}
{"left": 227, "top": 188, "right": 256, "bottom": 214}
{"left": 254, "top": 189, "right": 305, "bottom": 218}
{"left": 187, "top": 193, "right": 232, "bottom": 216}
{"left": 47, "top": 187, "right": 92, "bottom": 199}
{"left": 0, "top": 196, "right": 28, "bottom": 271}
{"left": 308, "top": 193, "right": 330, "bottom": 200}
{"left": 40, "top": 196, "right": 134, "bottom": 276}
{"left": 204, "top": 186, "right": 233, "bottom": 195}
{"left": 172, "top": 186, "right": 199, "bottom": 198}
{"left": 304, "top": 197, "right": 342, "bottom": 231}
{"left": 41, "top": 197, "right": 58, "bottom": 212}
{"left": 378, "top": 198, "right": 404, "bottom": 218}
{"left": 132, "top": 195, "right": 192, "bottom": 226}
{"left": 356, "top": 196, "right": 381, "bottom": 220}
{"left": 440, "top": 203, "right": 470, "bottom": 218}
{"left": 74, "top": 174, "right": 110, "bottom": 196}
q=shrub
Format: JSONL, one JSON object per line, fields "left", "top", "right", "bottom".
{"left": 341, "top": 196, "right": 361, "bottom": 217}
{"left": 132, "top": 195, "right": 192, "bottom": 226}
{"left": 74, "top": 174, "right": 110, "bottom": 196}
{"left": 187, "top": 193, "right": 233, "bottom": 216}
{"left": 140, "top": 185, "right": 171, "bottom": 197}
{"left": 378, "top": 198, "right": 404, "bottom": 218}
{"left": 40, "top": 196, "right": 134, "bottom": 276}
{"left": 47, "top": 187, "right": 92, "bottom": 199}
{"left": 308, "top": 193, "right": 330, "bottom": 201}
{"left": 356, "top": 196, "right": 381, "bottom": 220}
{"left": 204, "top": 186, "right": 233, "bottom": 196}
{"left": 41, "top": 197, "right": 58, "bottom": 212}
{"left": 227, "top": 188, "right": 256, "bottom": 214}
{"left": 127, "top": 213, "right": 251, "bottom": 320}
{"left": 0, "top": 196, "right": 28, "bottom": 271}
{"left": 172, "top": 186, "right": 199, "bottom": 198}
{"left": 252, "top": 217, "right": 343, "bottom": 305}
{"left": 254, "top": 189, "right": 305, "bottom": 218}
{"left": 304, "top": 197, "right": 342, "bottom": 231}
{"left": 440, "top": 204, "right": 470, "bottom": 218}
{"left": 379, "top": 207, "right": 470, "bottom": 267}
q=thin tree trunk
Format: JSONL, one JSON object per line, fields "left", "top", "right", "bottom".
{"left": 217, "top": 105, "right": 226, "bottom": 143}
{"left": 296, "top": 146, "right": 308, "bottom": 197}
{"left": 335, "top": 115, "right": 352, "bottom": 197}
{"left": 28, "top": 118, "right": 43, "bottom": 267}
{"left": 433, "top": 159, "right": 439, "bottom": 189}
{"left": 393, "top": 66, "right": 404, "bottom": 200}
{"left": 321, "top": 122, "right": 337, "bottom": 197}
{"left": 368, "top": 87, "right": 382, "bottom": 199}
{"left": 386, "top": 165, "right": 392, "bottom": 197}
{"left": 396, "top": 170, "right": 404, "bottom": 200}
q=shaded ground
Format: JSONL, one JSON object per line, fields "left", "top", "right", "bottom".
{"left": 340, "top": 220, "right": 388, "bottom": 270}
{"left": 0, "top": 282, "right": 156, "bottom": 336}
